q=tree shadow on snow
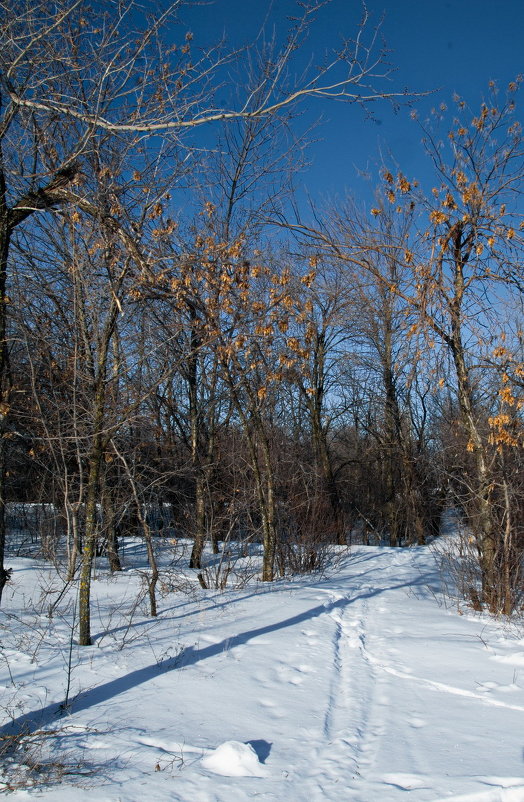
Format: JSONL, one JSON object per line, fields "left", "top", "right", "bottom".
{"left": 0, "top": 572, "right": 434, "bottom": 740}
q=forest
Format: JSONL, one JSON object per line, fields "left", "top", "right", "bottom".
{"left": 0, "top": 0, "right": 523, "bottom": 653}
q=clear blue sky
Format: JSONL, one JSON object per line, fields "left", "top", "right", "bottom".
{"left": 180, "top": 0, "right": 524, "bottom": 209}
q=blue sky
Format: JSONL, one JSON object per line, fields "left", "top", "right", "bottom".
{"left": 180, "top": 0, "right": 524, "bottom": 210}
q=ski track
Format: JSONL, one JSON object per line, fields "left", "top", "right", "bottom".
{"left": 305, "top": 551, "right": 407, "bottom": 801}
{"left": 302, "top": 547, "right": 523, "bottom": 802}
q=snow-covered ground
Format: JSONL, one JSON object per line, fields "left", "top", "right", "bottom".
{"left": 1, "top": 541, "right": 524, "bottom": 801}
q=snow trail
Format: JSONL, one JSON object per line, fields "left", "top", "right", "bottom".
{"left": 2, "top": 544, "right": 524, "bottom": 801}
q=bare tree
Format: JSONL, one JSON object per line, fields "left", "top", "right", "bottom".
{"left": 0, "top": 0, "right": 413, "bottom": 619}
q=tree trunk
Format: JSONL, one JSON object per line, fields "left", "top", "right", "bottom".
{"left": 0, "top": 433, "right": 8, "bottom": 604}
{"left": 258, "top": 433, "right": 277, "bottom": 582}
{"left": 309, "top": 334, "right": 346, "bottom": 546}
{"left": 311, "top": 410, "right": 346, "bottom": 546}
{"left": 501, "top": 479, "right": 514, "bottom": 616}
{"left": 189, "top": 472, "right": 206, "bottom": 569}
{"left": 233, "top": 391, "right": 277, "bottom": 582}
{"left": 382, "top": 321, "right": 403, "bottom": 547}
{"left": 77, "top": 295, "right": 120, "bottom": 644}
{"left": 450, "top": 308, "right": 496, "bottom": 609}
{"left": 0, "top": 218, "right": 11, "bottom": 604}
{"left": 187, "top": 310, "right": 209, "bottom": 570}
{"left": 102, "top": 487, "right": 122, "bottom": 573}
{"left": 65, "top": 502, "right": 82, "bottom": 581}
{"left": 78, "top": 434, "right": 104, "bottom": 646}
{"left": 143, "top": 520, "right": 159, "bottom": 618}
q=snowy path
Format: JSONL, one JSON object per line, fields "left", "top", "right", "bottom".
{"left": 302, "top": 549, "right": 453, "bottom": 800}
{"left": 297, "top": 548, "right": 524, "bottom": 802}
{"left": 2, "top": 545, "right": 524, "bottom": 800}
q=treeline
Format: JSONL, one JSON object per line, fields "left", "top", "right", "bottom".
{"left": 1, "top": 1, "right": 523, "bottom": 642}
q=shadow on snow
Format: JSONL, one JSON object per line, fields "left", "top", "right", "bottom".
{"left": 1, "top": 566, "right": 435, "bottom": 739}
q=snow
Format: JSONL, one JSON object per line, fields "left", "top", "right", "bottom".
{"left": 200, "top": 741, "right": 268, "bottom": 777}
{"left": 1, "top": 541, "right": 524, "bottom": 800}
